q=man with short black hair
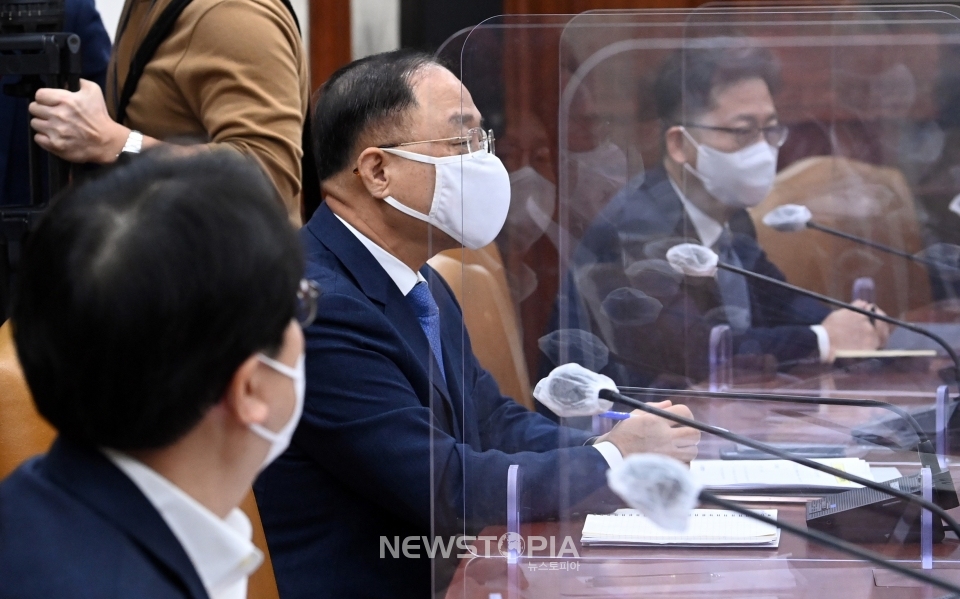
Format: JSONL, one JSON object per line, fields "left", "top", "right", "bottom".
{"left": 0, "top": 151, "right": 314, "bottom": 599}
{"left": 558, "top": 43, "right": 890, "bottom": 387}
{"left": 254, "top": 49, "right": 700, "bottom": 598}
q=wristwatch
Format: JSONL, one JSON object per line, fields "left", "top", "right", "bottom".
{"left": 120, "top": 130, "right": 143, "bottom": 155}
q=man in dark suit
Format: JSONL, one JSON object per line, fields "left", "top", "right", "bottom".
{"left": 0, "top": 151, "right": 313, "bottom": 598}
{"left": 558, "top": 44, "right": 890, "bottom": 388}
{"left": 254, "top": 49, "right": 700, "bottom": 598}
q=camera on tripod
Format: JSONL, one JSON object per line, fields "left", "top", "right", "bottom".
{"left": 1, "top": 0, "right": 82, "bottom": 317}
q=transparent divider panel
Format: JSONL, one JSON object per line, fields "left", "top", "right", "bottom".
{"left": 437, "top": 7, "right": 960, "bottom": 598}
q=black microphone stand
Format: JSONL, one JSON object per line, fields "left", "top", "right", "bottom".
{"left": 597, "top": 388, "right": 960, "bottom": 539}
{"left": 802, "top": 220, "right": 960, "bottom": 274}
{"left": 617, "top": 386, "right": 935, "bottom": 454}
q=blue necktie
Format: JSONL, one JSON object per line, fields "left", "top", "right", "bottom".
{"left": 407, "top": 281, "right": 446, "bottom": 383}
{"left": 715, "top": 228, "right": 752, "bottom": 330}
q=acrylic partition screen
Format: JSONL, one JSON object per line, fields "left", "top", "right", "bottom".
{"left": 432, "top": 7, "right": 960, "bottom": 599}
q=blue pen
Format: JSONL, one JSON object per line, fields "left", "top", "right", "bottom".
{"left": 600, "top": 411, "right": 631, "bottom": 421}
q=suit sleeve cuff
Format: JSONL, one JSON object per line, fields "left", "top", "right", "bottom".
{"left": 811, "top": 325, "right": 831, "bottom": 364}
{"left": 592, "top": 441, "right": 624, "bottom": 469}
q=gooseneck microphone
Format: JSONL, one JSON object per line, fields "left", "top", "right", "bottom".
{"left": 533, "top": 363, "right": 960, "bottom": 538}
{"left": 614, "top": 384, "right": 960, "bottom": 517}
{"left": 543, "top": 330, "right": 944, "bottom": 458}
{"left": 532, "top": 363, "right": 960, "bottom": 538}
{"left": 618, "top": 386, "right": 937, "bottom": 453}
{"left": 665, "top": 243, "right": 960, "bottom": 383}
{"left": 609, "top": 454, "right": 960, "bottom": 596}
{"left": 763, "top": 204, "right": 960, "bottom": 273}
{"left": 597, "top": 386, "right": 960, "bottom": 539}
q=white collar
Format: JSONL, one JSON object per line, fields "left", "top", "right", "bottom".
{"left": 668, "top": 176, "right": 725, "bottom": 249}
{"left": 103, "top": 450, "right": 263, "bottom": 599}
{"left": 335, "top": 214, "right": 426, "bottom": 295}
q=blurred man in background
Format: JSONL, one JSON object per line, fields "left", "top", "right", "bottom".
{"left": 556, "top": 44, "right": 889, "bottom": 389}
{"left": 0, "top": 151, "right": 311, "bottom": 598}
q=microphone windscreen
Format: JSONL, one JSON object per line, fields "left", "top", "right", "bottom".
{"left": 762, "top": 204, "right": 812, "bottom": 232}
{"left": 625, "top": 259, "right": 683, "bottom": 298}
{"left": 665, "top": 243, "right": 719, "bottom": 277}
{"left": 950, "top": 194, "right": 960, "bottom": 218}
{"left": 642, "top": 236, "right": 697, "bottom": 261}
{"left": 916, "top": 243, "right": 960, "bottom": 281}
{"left": 533, "top": 363, "right": 616, "bottom": 417}
{"left": 601, "top": 287, "right": 663, "bottom": 326}
{"left": 538, "top": 329, "right": 610, "bottom": 371}
{"left": 607, "top": 454, "right": 701, "bottom": 531}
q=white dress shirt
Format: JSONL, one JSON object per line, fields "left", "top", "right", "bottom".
{"left": 335, "top": 214, "right": 624, "bottom": 468}
{"left": 103, "top": 450, "right": 263, "bottom": 599}
{"left": 669, "top": 179, "right": 830, "bottom": 362}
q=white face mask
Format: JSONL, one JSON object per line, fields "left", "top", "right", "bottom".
{"left": 507, "top": 166, "right": 555, "bottom": 248}
{"left": 681, "top": 128, "right": 777, "bottom": 209}
{"left": 250, "top": 353, "right": 305, "bottom": 471}
{"left": 381, "top": 148, "right": 511, "bottom": 250}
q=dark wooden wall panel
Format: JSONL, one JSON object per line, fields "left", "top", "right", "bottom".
{"left": 309, "top": 0, "right": 352, "bottom": 92}
{"left": 506, "top": 0, "right": 709, "bottom": 11}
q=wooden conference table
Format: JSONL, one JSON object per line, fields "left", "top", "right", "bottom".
{"left": 445, "top": 361, "right": 960, "bottom": 598}
{"left": 444, "top": 503, "right": 960, "bottom": 598}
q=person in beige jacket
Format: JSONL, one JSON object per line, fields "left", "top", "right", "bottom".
{"left": 27, "top": 0, "right": 310, "bottom": 224}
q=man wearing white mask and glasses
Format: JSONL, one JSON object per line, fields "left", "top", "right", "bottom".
{"left": 0, "top": 151, "right": 315, "bottom": 598}
{"left": 253, "top": 50, "right": 701, "bottom": 599}
{"left": 553, "top": 43, "right": 889, "bottom": 390}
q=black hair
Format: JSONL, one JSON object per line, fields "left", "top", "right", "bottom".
{"left": 11, "top": 150, "right": 304, "bottom": 450}
{"left": 313, "top": 48, "right": 444, "bottom": 182}
{"left": 653, "top": 42, "right": 781, "bottom": 128}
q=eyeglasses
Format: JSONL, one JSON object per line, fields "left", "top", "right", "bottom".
{"left": 296, "top": 279, "right": 321, "bottom": 326}
{"left": 378, "top": 127, "right": 496, "bottom": 156}
{"left": 684, "top": 123, "right": 789, "bottom": 149}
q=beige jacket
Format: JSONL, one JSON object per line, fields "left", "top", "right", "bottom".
{"left": 107, "top": 0, "right": 310, "bottom": 224}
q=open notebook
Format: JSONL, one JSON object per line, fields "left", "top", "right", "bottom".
{"left": 582, "top": 509, "right": 781, "bottom": 548}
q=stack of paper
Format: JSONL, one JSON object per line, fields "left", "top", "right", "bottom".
{"left": 834, "top": 349, "right": 936, "bottom": 359}
{"left": 581, "top": 509, "right": 780, "bottom": 547}
{"left": 690, "top": 458, "right": 877, "bottom": 494}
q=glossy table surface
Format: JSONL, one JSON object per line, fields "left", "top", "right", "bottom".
{"left": 445, "top": 505, "right": 960, "bottom": 598}
{"left": 446, "top": 362, "right": 960, "bottom": 598}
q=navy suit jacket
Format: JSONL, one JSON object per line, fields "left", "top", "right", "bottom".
{"left": 0, "top": 438, "right": 209, "bottom": 599}
{"left": 554, "top": 167, "right": 831, "bottom": 387}
{"left": 255, "top": 204, "right": 619, "bottom": 598}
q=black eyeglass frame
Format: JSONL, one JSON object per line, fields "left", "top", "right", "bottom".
{"left": 684, "top": 123, "right": 789, "bottom": 148}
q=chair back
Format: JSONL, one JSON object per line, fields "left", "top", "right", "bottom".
{"left": 752, "top": 156, "right": 930, "bottom": 317}
{"left": 0, "top": 320, "right": 54, "bottom": 480}
{"left": 429, "top": 245, "right": 535, "bottom": 410}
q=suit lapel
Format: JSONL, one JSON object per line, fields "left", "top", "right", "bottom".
{"left": 43, "top": 438, "right": 209, "bottom": 599}
{"left": 305, "top": 205, "right": 460, "bottom": 438}
{"left": 649, "top": 171, "right": 725, "bottom": 307}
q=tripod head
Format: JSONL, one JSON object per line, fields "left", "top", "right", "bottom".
{"left": 1, "top": 0, "right": 65, "bottom": 33}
